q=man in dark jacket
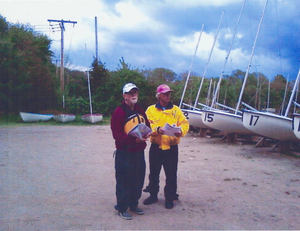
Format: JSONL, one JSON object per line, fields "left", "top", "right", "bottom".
{"left": 111, "top": 83, "right": 151, "bottom": 220}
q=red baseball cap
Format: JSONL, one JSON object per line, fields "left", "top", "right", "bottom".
{"left": 157, "top": 84, "right": 173, "bottom": 94}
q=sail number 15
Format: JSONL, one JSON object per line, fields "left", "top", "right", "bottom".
{"left": 249, "top": 115, "right": 259, "bottom": 126}
{"left": 204, "top": 113, "right": 214, "bottom": 122}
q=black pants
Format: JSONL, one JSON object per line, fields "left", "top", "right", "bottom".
{"left": 147, "top": 143, "right": 179, "bottom": 201}
{"left": 114, "top": 149, "right": 145, "bottom": 212}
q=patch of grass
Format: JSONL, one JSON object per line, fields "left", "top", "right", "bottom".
{"left": 0, "top": 114, "right": 110, "bottom": 126}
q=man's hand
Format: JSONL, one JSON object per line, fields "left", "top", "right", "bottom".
{"left": 136, "top": 137, "right": 147, "bottom": 143}
{"left": 158, "top": 127, "right": 165, "bottom": 135}
{"left": 174, "top": 130, "right": 182, "bottom": 137}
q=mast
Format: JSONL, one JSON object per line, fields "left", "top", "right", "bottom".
{"left": 179, "top": 24, "right": 204, "bottom": 108}
{"left": 285, "top": 69, "right": 300, "bottom": 117}
{"left": 280, "top": 74, "right": 289, "bottom": 115}
{"left": 206, "top": 78, "right": 213, "bottom": 105}
{"left": 193, "top": 11, "right": 224, "bottom": 109}
{"left": 95, "top": 16, "right": 98, "bottom": 62}
{"left": 234, "top": 0, "right": 268, "bottom": 114}
{"left": 267, "top": 78, "right": 270, "bottom": 109}
{"left": 87, "top": 70, "right": 93, "bottom": 115}
{"left": 210, "top": 0, "right": 246, "bottom": 108}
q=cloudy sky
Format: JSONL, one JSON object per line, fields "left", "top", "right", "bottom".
{"left": 0, "top": 0, "right": 299, "bottom": 80}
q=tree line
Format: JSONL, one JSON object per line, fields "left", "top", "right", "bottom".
{"left": 0, "top": 15, "right": 298, "bottom": 117}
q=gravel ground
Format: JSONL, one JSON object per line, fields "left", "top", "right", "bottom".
{"left": 1, "top": 125, "right": 300, "bottom": 230}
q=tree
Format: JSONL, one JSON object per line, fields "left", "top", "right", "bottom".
{"left": 146, "top": 68, "right": 177, "bottom": 85}
{"left": 0, "top": 16, "right": 58, "bottom": 113}
{"left": 270, "top": 74, "right": 287, "bottom": 110}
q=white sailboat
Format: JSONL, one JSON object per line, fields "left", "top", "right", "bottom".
{"left": 54, "top": 114, "right": 75, "bottom": 123}
{"left": 242, "top": 68, "right": 300, "bottom": 142}
{"left": 81, "top": 70, "right": 103, "bottom": 124}
{"left": 292, "top": 113, "right": 300, "bottom": 140}
{"left": 182, "top": 1, "right": 246, "bottom": 130}
{"left": 180, "top": 24, "right": 207, "bottom": 129}
{"left": 182, "top": 107, "right": 210, "bottom": 129}
{"left": 20, "top": 112, "right": 53, "bottom": 122}
{"left": 202, "top": 0, "right": 267, "bottom": 136}
{"left": 181, "top": 11, "right": 224, "bottom": 129}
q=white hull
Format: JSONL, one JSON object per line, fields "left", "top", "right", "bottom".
{"left": 54, "top": 114, "right": 76, "bottom": 123}
{"left": 242, "top": 110, "right": 298, "bottom": 141}
{"left": 202, "top": 109, "right": 254, "bottom": 135}
{"left": 292, "top": 114, "right": 300, "bottom": 140}
{"left": 181, "top": 109, "right": 210, "bottom": 129}
{"left": 20, "top": 112, "right": 53, "bottom": 122}
{"left": 81, "top": 114, "right": 103, "bottom": 124}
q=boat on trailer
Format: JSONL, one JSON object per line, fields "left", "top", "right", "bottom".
{"left": 54, "top": 114, "right": 76, "bottom": 123}
{"left": 19, "top": 112, "right": 53, "bottom": 122}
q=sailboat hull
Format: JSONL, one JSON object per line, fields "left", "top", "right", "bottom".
{"left": 54, "top": 114, "right": 76, "bottom": 123}
{"left": 202, "top": 109, "right": 254, "bottom": 135}
{"left": 82, "top": 114, "right": 103, "bottom": 124}
{"left": 292, "top": 114, "right": 300, "bottom": 140}
{"left": 20, "top": 112, "right": 53, "bottom": 122}
{"left": 243, "top": 110, "right": 298, "bottom": 141}
{"left": 181, "top": 109, "right": 210, "bottom": 129}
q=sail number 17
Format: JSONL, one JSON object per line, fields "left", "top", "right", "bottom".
{"left": 249, "top": 115, "right": 259, "bottom": 126}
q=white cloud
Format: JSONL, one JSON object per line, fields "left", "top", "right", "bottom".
{"left": 164, "top": 0, "right": 244, "bottom": 7}
{"left": 168, "top": 31, "right": 214, "bottom": 59}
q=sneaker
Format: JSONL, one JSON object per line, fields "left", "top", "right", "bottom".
{"left": 130, "top": 207, "right": 144, "bottom": 215}
{"left": 165, "top": 199, "right": 174, "bottom": 209}
{"left": 118, "top": 210, "right": 133, "bottom": 220}
{"left": 143, "top": 196, "right": 158, "bottom": 205}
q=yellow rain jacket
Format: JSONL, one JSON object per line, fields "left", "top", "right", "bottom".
{"left": 146, "top": 102, "right": 189, "bottom": 150}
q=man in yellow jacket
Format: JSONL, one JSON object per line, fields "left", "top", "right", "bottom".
{"left": 143, "top": 84, "right": 189, "bottom": 209}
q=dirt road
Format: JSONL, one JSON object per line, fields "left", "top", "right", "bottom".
{"left": 1, "top": 125, "right": 300, "bottom": 230}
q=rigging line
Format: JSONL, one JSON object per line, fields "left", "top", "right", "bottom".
{"left": 179, "top": 23, "right": 204, "bottom": 108}
{"left": 247, "top": 71, "right": 270, "bottom": 106}
{"left": 246, "top": 0, "right": 255, "bottom": 48}
{"left": 222, "top": 11, "right": 231, "bottom": 105}
{"left": 235, "top": 0, "right": 268, "bottom": 114}
{"left": 275, "top": 0, "right": 283, "bottom": 76}
{"left": 194, "top": 10, "right": 225, "bottom": 109}
{"left": 65, "top": 24, "right": 75, "bottom": 66}
{"left": 280, "top": 74, "right": 289, "bottom": 115}
{"left": 293, "top": 79, "right": 299, "bottom": 114}
{"left": 210, "top": 0, "right": 246, "bottom": 108}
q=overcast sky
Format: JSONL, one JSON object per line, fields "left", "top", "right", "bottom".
{"left": 0, "top": 0, "right": 299, "bottom": 80}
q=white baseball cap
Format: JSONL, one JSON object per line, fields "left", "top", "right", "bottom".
{"left": 123, "top": 83, "right": 140, "bottom": 94}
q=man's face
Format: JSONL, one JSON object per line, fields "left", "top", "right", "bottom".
{"left": 123, "top": 89, "right": 139, "bottom": 105}
{"left": 159, "top": 92, "right": 171, "bottom": 104}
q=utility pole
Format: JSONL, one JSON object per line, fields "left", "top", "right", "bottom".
{"left": 47, "top": 19, "right": 77, "bottom": 108}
